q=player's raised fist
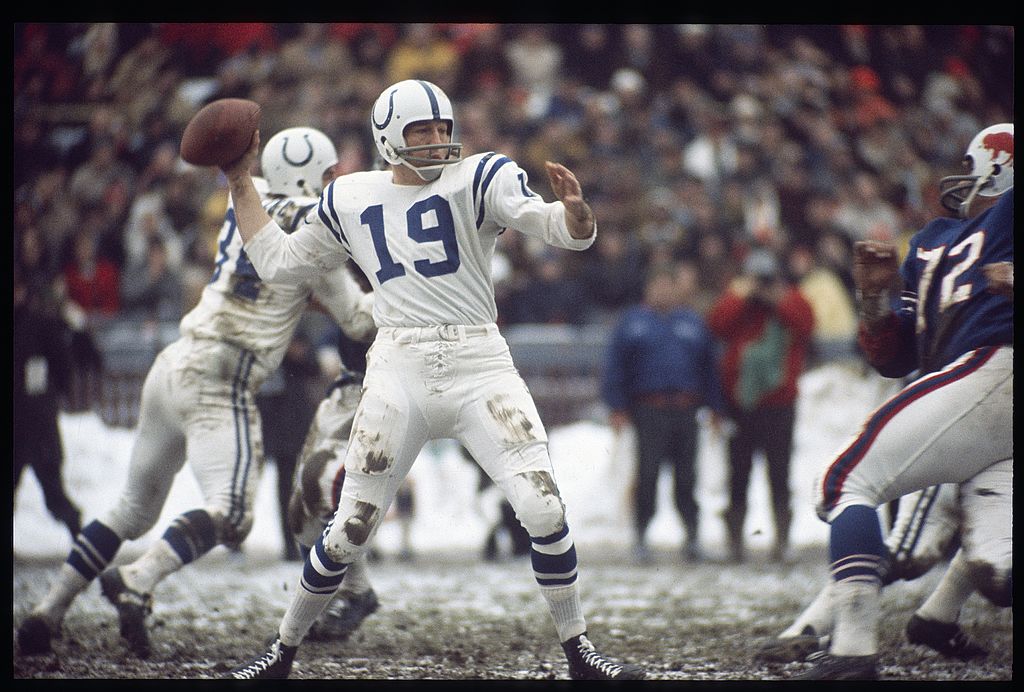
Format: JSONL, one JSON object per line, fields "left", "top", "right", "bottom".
{"left": 180, "top": 98, "right": 261, "bottom": 167}
{"left": 852, "top": 240, "right": 900, "bottom": 295}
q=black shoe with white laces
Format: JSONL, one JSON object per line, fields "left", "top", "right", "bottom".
{"left": 906, "top": 614, "right": 988, "bottom": 661}
{"left": 793, "top": 650, "right": 878, "bottom": 679}
{"left": 230, "top": 636, "right": 297, "bottom": 679}
{"left": 99, "top": 567, "right": 153, "bottom": 658}
{"left": 561, "top": 633, "right": 646, "bottom": 680}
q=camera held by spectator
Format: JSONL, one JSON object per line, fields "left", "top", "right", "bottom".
{"left": 742, "top": 248, "right": 785, "bottom": 306}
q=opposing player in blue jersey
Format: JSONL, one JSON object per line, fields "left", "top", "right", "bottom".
{"left": 797, "top": 123, "right": 1013, "bottom": 680}
{"left": 224, "top": 79, "right": 645, "bottom": 680}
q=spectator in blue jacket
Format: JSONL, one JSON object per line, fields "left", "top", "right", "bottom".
{"left": 601, "top": 259, "right": 724, "bottom": 564}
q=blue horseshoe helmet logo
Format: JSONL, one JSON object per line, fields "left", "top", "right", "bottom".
{"left": 372, "top": 89, "right": 398, "bottom": 131}
{"left": 282, "top": 134, "right": 314, "bottom": 166}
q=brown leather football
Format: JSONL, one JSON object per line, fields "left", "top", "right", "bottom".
{"left": 179, "top": 98, "right": 261, "bottom": 167}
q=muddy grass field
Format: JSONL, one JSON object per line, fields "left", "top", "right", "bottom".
{"left": 12, "top": 542, "right": 1012, "bottom": 682}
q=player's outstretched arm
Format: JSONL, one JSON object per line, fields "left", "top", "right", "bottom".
{"left": 545, "top": 161, "right": 595, "bottom": 240}
{"left": 221, "top": 131, "right": 273, "bottom": 244}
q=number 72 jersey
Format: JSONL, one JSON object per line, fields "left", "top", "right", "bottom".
{"left": 892, "top": 188, "right": 1013, "bottom": 377}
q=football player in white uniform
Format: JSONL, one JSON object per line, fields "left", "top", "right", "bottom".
{"left": 225, "top": 79, "right": 645, "bottom": 680}
{"left": 17, "top": 127, "right": 375, "bottom": 660}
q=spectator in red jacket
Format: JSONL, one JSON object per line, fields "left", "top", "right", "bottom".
{"left": 707, "top": 247, "right": 815, "bottom": 563}
{"left": 63, "top": 231, "right": 120, "bottom": 318}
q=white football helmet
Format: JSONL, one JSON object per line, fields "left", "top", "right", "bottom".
{"left": 261, "top": 127, "right": 338, "bottom": 197}
{"left": 939, "top": 123, "right": 1014, "bottom": 218}
{"left": 370, "top": 79, "right": 463, "bottom": 181}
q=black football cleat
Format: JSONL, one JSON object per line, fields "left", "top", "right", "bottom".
{"left": 562, "top": 633, "right": 646, "bottom": 680}
{"left": 307, "top": 589, "right": 380, "bottom": 642}
{"left": 793, "top": 651, "right": 878, "bottom": 680}
{"left": 230, "top": 636, "right": 297, "bottom": 679}
{"left": 17, "top": 614, "right": 56, "bottom": 656}
{"left": 99, "top": 567, "right": 154, "bottom": 658}
{"left": 753, "top": 631, "right": 825, "bottom": 663}
{"left": 906, "top": 614, "right": 988, "bottom": 661}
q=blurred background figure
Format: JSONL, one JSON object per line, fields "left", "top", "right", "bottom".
{"left": 62, "top": 230, "right": 121, "bottom": 320}
{"left": 602, "top": 259, "right": 724, "bottom": 564}
{"left": 502, "top": 251, "right": 591, "bottom": 326}
{"left": 785, "top": 243, "right": 858, "bottom": 366}
{"left": 707, "top": 248, "right": 815, "bottom": 563}
{"left": 578, "top": 228, "right": 647, "bottom": 325}
{"left": 119, "top": 236, "right": 184, "bottom": 324}
{"left": 386, "top": 23, "right": 461, "bottom": 97}
{"left": 14, "top": 267, "right": 82, "bottom": 539}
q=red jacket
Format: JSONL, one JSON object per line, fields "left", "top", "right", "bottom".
{"left": 707, "top": 284, "right": 815, "bottom": 411}
{"left": 63, "top": 260, "right": 121, "bottom": 316}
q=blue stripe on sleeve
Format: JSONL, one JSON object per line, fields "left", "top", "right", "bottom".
{"left": 476, "top": 155, "right": 511, "bottom": 229}
{"left": 317, "top": 184, "right": 348, "bottom": 247}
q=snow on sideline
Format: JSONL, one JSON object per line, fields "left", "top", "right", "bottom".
{"left": 14, "top": 361, "right": 899, "bottom": 561}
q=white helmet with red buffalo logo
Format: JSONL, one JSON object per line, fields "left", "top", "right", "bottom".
{"left": 940, "top": 123, "right": 1014, "bottom": 218}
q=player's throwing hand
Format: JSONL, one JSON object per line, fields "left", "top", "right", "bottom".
{"left": 221, "top": 130, "right": 261, "bottom": 182}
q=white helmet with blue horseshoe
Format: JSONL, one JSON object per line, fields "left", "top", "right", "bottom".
{"left": 370, "top": 79, "right": 463, "bottom": 181}
{"left": 260, "top": 126, "right": 338, "bottom": 198}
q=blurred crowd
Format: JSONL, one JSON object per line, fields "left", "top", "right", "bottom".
{"left": 14, "top": 23, "right": 1014, "bottom": 351}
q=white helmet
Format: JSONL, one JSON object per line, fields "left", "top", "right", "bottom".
{"left": 939, "top": 123, "right": 1014, "bottom": 218}
{"left": 260, "top": 127, "right": 338, "bottom": 197}
{"left": 370, "top": 79, "right": 462, "bottom": 181}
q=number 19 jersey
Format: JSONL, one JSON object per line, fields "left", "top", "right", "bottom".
{"left": 245, "top": 152, "right": 595, "bottom": 328}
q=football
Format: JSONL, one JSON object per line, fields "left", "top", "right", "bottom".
{"left": 179, "top": 98, "right": 261, "bottom": 167}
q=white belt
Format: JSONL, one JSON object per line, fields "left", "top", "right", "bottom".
{"left": 378, "top": 324, "right": 497, "bottom": 344}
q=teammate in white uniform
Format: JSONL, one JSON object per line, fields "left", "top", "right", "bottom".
{"left": 17, "top": 127, "right": 375, "bottom": 660}
{"left": 795, "top": 124, "right": 1013, "bottom": 680}
{"left": 225, "top": 79, "right": 645, "bottom": 680}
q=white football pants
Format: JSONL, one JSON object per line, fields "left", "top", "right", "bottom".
{"left": 319, "top": 324, "right": 566, "bottom": 563}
